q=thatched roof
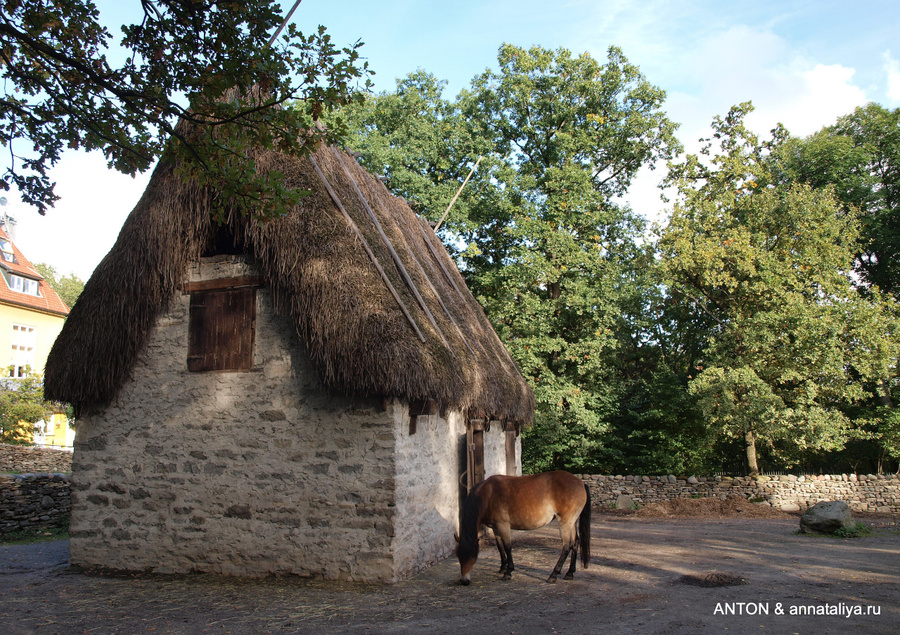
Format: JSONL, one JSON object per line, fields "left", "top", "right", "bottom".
{"left": 44, "top": 140, "right": 533, "bottom": 423}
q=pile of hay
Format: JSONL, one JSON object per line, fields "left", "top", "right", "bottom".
{"left": 634, "top": 496, "right": 794, "bottom": 519}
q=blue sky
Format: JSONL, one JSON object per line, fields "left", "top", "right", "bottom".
{"left": 8, "top": 0, "right": 900, "bottom": 279}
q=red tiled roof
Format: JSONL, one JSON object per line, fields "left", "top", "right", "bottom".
{"left": 0, "top": 227, "right": 69, "bottom": 317}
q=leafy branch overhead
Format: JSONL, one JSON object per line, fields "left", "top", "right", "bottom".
{"left": 0, "top": 0, "right": 372, "bottom": 217}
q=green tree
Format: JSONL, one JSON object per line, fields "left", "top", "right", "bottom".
{"left": 1, "top": 0, "right": 371, "bottom": 218}
{"left": 0, "top": 372, "right": 51, "bottom": 444}
{"left": 34, "top": 263, "right": 84, "bottom": 309}
{"left": 605, "top": 259, "right": 717, "bottom": 475}
{"left": 340, "top": 45, "right": 680, "bottom": 471}
{"left": 335, "top": 70, "right": 485, "bottom": 231}
{"left": 775, "top": 103, "right": 900, "bottom": 296}
{"left": 661, "top": 103, "right": 900, "bottom": 475}
{"left": 460, "top": 45, "right": 680, "bottom": 472}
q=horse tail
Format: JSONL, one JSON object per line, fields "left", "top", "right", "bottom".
{"left": 579, "top": 482, "right": 591, "bottom": 569}
{"left": 457, "top": 488, "right": 482, "bottom": 563}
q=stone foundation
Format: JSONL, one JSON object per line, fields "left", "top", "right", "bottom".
{"left": 68, "top": 257, "right": 515, "bottom": 581}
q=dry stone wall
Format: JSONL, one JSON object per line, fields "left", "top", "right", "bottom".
{"left": 0, "top": 473, "right": 70, "bottom": 535}
{"left": 578, "top": 473, "right": 900, "bottom": 514}
{"left": 0, "top": 444, "right": 73, "bottom": 473}
{"left": 67, "top": 256, "right": 515, "bottom": 582}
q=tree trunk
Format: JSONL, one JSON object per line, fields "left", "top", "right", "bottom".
{"left": 745, "top": 428, "right": 759, "bottom": 476}
{"left": 879, "top": 379, "right": 894, "bottom": 408}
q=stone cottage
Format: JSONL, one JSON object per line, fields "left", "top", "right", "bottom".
{"left": 44, "top": 118, "right": 534, "bottom": 582}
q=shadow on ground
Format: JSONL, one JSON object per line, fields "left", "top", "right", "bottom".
{"left": 1, "top": 512, "right": 898, "bottom": 634}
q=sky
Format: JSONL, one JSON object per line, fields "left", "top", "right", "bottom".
{"left": 5, "top": 0, "right": 900, "bottom": 280}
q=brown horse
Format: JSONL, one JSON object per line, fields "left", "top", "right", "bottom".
{"left": 457, "top": 471, "right": 591, "bottom": 585}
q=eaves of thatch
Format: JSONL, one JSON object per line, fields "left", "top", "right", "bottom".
{"left": 44, "top": 141, "right": 534, "bottom": 424}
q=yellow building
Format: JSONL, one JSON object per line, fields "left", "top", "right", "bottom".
{"left": 0, "top": 219, "right": 71, "bottom": 447}
{"left": 38, "top": 411, "right": 75, "bottom": 448}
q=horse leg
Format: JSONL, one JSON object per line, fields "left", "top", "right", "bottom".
{"left": 494, "top": 523, "right": 514, "bottom": 580}
{"left": 548, "top": 521, "right": 576, "bottom": 583}
{"left": 495, "top": 531, "right": 508, "bottom": 574}
{"left": 564, "top": 528, "right": 579, "bottom": 580}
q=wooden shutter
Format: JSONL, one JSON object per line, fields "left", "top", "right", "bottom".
{"left": 187, "top": 287, "right": 256, "bottom": 372}
{"left": 505, "top": 430, "right": 517, "bottom": 475}
{"left": 466, "top": 421, "right": 486, "bottom": 492}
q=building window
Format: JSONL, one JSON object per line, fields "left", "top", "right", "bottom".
{"left": 8, "top": 274, "right": 40, "bottom": 296}
{"left": 10, "top": 323, "right": 36, "bottom": 377}
{"left": 187, "top": 287, "right": 256, "bottom": 372}
{"left": 0, "top": 239, "right": 15, "bottom": 263}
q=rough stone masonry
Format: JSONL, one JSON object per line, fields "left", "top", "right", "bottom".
{"left": 66, "top": 258, "right": 512, "bottom": 582}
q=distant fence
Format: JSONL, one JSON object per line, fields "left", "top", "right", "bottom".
{"left": 577, "top": 473, "right": 900, "bottom": 514}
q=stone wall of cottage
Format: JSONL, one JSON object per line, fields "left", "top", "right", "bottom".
{"left": 70, "top": 258, "right": 398, "bottom": 580}
{"left": 391, "top": 407, "right": 465, "bottom": 579}
{"left": 68, "top": 256, "right": 519, "bottom": 581}
{"left": 0, "top": 473, "right": 70, "bottom": 535}
{"left": 386, "top": 405, "right": 519, "bottom": 580}
{"left": 0, "top": 444, "right": 73, "bottom": 474}
{"left": 578, "top": 473, "right": 900, "bottom": 514}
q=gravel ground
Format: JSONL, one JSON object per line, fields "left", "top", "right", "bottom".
{"left": 1, "top": 507, "right": 898, "bottom": 635}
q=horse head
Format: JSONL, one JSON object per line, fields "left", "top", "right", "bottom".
{"left": 456, "top": 488, "right": 482, "bottom": 585}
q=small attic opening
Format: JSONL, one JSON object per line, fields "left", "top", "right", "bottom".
{"left": 203, "top": 221, "right": 247, "bottom": 257}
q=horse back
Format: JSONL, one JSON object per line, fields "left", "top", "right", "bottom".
{"left": 477, "top": 471, "right": 587, "bottom": 531}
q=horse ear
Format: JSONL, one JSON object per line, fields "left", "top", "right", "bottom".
{"left": 453, "top": 532, "right": 460, "bottom": 543}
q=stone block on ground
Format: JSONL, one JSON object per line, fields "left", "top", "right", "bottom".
{"left": 799, "top": 500, "right": 854, "bottom": 534}
{"left": 615, "top": 494, "right": 635, "bottom": 510}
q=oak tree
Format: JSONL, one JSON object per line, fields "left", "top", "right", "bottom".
{"left": 1, "top": 0, "right": 370, "bottom": 217}
{"left": 661, "top": 103, "right": 900, "bottom": 474}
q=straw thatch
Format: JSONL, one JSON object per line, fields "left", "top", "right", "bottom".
{"left": 44, "top": 139, "right": 533, "bottom": 424}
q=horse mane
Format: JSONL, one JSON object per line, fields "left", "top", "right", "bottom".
{"left": 456, "top": 488, "right": 482, "bottom": 563}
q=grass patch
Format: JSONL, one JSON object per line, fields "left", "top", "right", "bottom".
{"left": 833, "top": 522, "right": 873, "bottom": 538}
{"left": 796, "top": 521, "right": 873, "bottom": 539}
{"left": 0, "top": 518, "right": 69, "bottom": 546}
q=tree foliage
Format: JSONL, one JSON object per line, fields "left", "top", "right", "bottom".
{"left": 1, "top": 0, "right": 371, "bottom": 217}
{"left": 0, "top": 372, "right": 51, "bottom": 444}
{"left": 774, "top": 103, "right": 900, "bottom": 297}
{"left": 33, "top": 262, "right": 84, "bottom": 308}
{"left": 660, "top": 103, "right": 900, "bottom": 474}
{"left": 340, "top": 44, "right": 681, "bottom": 472}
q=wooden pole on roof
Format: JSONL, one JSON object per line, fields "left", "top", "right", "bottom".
{"left": 266, "top": 0, "right": 304, "bottom": 48}
{"left": 308, "top": 153, "right": 426, "bottom": 343}
{"left": 332, "top": 148, "right": 452, "bottom": 350}
{"left": 434, "top": 156, "right": 482, "bottom": 232}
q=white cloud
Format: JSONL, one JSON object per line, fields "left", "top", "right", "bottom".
{"left": 622, "top": 24, "right": 870, "bottom": 224}
{"left": 745, "top": 63, "right": 867, "bottom": 136}
{"left": 663, "top": 25, "right": 867, "bottom": 150}
{"left": 885, "top": 50, "right": 900, "bottom": 104}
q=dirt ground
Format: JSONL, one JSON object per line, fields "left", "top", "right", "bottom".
{"left": 1, "top": 499, "right": 898, "bottom": 635}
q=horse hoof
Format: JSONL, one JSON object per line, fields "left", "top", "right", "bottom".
{"left": 546, "top": 576, "right": 558, "bottom": 584}
{"left": 501, "top": 574, "right": 512, "bottom": 581}
{"left": 460, "top": 579, "right": 471, "bottom": 586}
{"left": 564, "top": 573, "right": 574, "bottom": 580}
